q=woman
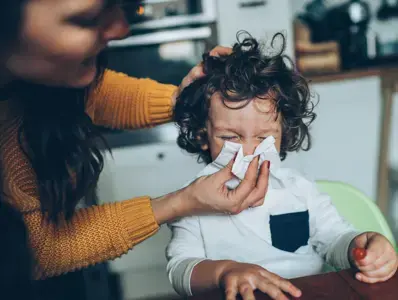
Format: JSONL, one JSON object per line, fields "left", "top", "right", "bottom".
{"left": 0, "top": 0, "right": 270, "bottom": 280}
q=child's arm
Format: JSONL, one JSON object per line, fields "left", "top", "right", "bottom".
{"left": 306, "top": 181, "right": 362, "bottom": 269}
{"left": 167, "top": 217, "right": 301, "bottom": 299}
{"left": 166, "top": 216, "right": 207, "bottom": 296}
{"left": 191, "top": 260, "right": 302, "bottom": 300}
{"left": 308, "top": 181, "right": 397, "bottom": 282}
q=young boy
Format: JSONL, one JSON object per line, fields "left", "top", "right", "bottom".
{"left": 167, "top": 33, "right": 397, "bottom": 300}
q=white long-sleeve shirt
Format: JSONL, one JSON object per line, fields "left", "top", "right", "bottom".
{"left": 166, "top": 168, "right": 360, "bottom": 296}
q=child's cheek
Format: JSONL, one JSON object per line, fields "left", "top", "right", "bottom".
{"left": 209, "top": 140, "right": 225, "bottom": 161}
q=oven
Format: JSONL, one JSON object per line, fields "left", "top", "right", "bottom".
{"left": 106, "top": 0, "right": 218, "bottom": 86}
{"left": 102, "top": 0, "right": 218, "bottom": 148}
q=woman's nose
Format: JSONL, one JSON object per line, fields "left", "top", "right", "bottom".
{"left": 101, "top": 7, "right": 130, "bottom": 43}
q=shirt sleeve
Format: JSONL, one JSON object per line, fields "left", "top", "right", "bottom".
{"left": 166, "top": 216, "right": 207, "bottom": 296}
{"left": 307, "top": 181, "right": 361, "bottom": 270}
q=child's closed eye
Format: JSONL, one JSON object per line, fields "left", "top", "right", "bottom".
{"left": 220, "top": 136, "right": 239, "bottom": 141}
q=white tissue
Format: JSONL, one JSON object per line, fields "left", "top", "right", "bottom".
{"left": 195, "top": 136, "right": 280, "bottom": 189}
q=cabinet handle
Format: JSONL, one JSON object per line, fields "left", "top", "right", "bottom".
{"left": 239, "top": 0, "right": 267, "bottom": 8}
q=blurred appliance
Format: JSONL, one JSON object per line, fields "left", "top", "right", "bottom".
{"left": 377, "top": 0, "right": 398, "bottom": 21}
{"left": 103, "top": 0, "right": 218, "bottom": 148}
{"left": 298, "top": 0, "right": 372, "bottom": 69}
{"left": 106, "top": 0, "right": 217, "bottom": 86}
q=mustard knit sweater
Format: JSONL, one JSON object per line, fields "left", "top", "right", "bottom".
{"left": 0, "top": 70, "right": 177, "bottom": 279}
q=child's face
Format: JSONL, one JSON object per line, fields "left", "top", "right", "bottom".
{"left": 203, "top": 93, "right": 282, "bottom": 160}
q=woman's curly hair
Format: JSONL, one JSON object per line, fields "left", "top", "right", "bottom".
{"left": 174, "top": 31, "right": 316, "bottom": 164}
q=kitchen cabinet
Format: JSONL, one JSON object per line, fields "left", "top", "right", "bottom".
{"left": 97, "top": 140, "right": 204, "bottom": 299}
{"left": 216, "top": 0, "right": 294, "bottom": 58}
{"left": 283, "top": 75, "right": 383, "bottom": 201}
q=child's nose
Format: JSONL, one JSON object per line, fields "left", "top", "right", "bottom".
{"left": 242, "top": 142, "right": 260, "bottom": 156}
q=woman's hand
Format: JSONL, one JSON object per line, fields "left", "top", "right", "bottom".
{"left": 151, "top": 157, "right": 269, "bottom": 224}
{"left": 181, "top": 156, "right": 269, "bottom": 216}
{"left": 349, "top": 232, "right": 398, "bottom": 283}
{"left": 219, "top": 262, "right": 302, "bottom": 300}
{"left": 171, "top": 46, "right": 232, "bottom": 105}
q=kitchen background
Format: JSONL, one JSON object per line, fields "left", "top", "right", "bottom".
{"left": 66, "top": 0, "right": 398, "bottom": 300}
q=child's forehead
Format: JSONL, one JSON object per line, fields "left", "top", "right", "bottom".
{"left": 209, "top": 93, "right": 276, "bottom": 116}
{"left": 208, "top": 93, "right": 279, "bottom": 130}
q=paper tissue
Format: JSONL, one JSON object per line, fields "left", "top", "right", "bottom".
{"left": 195, "top": 136, "right": 280, "bottom": 189}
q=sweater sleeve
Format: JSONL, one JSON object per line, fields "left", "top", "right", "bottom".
{"left": 86, "top": 69, "right": 177, "bottom": 129}
{"left": 307, "top": 181, "right": 361, "bottom": 270}
{"left": 22, "top": 195, "right": 159, "bottom": 279}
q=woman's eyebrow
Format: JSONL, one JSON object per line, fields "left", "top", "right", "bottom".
{"left": 71, "top": 1, "right": 104, "bottom": 17}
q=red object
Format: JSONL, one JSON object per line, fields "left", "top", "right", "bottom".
{"left": 353, "top": 247, "right": 367, "bottom": 261}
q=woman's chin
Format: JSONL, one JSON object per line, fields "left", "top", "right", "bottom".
{"left": 72, "top": 64, "right": 98, "bottom": 88}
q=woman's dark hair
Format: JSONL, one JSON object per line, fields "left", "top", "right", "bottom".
{"left": 15, "top": 70, "right": 107, "bottom": 222}
{"left": 174, "top": 31, "right": 316, "bottom": 164}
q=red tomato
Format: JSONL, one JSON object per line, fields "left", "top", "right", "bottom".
{"left": 353, "top": 247, "right": 367, "bottom": 261}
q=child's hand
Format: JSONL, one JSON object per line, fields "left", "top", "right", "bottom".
{"left": 349, "top": 232, "right": 398, "bottom": 283}
{"left": 219, "top": 262, "right": 301, "bottom": 300}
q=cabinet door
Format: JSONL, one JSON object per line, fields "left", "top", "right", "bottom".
{"left": 97, "top": 142, "right": 204, "bottom": 272}
{"left": 216, "top": 0, "right": 294, "bottom": 57}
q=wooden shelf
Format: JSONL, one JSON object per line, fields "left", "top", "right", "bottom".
{"left": 305, "top": 66, "right": 398, "bottom": 84}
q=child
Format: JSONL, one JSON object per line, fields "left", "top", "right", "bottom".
{"left": 167, "top": 33, "right": 398, "bottom": 300}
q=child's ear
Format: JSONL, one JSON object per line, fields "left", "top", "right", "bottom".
{"left": 196, "top": 128, "right": 209, "bottom": 151}
{"left": 201, "top": 143, "right": 209, "bottom": 151}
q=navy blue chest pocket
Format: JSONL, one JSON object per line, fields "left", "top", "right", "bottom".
{"left": 269, "top": 210, "right": 310, "bottom": 253}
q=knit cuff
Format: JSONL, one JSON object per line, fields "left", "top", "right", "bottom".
{"left": 146, "top": 84, "right": 176, "bottom": 125}
{"left": 327, "top": 230, "right": 362, "bottom": 270}
{"left": 121, "top": 197, "right": 160, "bottom": 245}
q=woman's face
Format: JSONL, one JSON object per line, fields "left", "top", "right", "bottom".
{"left": 4, "top": 0, "right": 129, "bottom": 88}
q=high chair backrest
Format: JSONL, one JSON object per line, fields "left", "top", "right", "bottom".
{"left": 316, "top": 180, "right": 396, "bottom": 248}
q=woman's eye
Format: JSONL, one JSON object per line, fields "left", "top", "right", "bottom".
{"left": 71, "top": 16, "right": 101, "bottom": 28}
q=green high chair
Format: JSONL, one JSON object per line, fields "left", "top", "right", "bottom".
{"left": 316, "top": 180, "right": 396, "bottom": 248}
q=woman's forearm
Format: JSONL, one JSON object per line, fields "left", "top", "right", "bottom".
{"left": 151, "top": 189, "right": 188, "bottom": 225}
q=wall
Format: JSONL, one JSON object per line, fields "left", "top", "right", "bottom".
{"left": 285, "top": 0, "right": 398, "bottom": 200}
{"left": 283, "top": 77, "right": 383, "bottom": 199}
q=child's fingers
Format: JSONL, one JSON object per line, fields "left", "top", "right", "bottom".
{"left": 239, "top": 284, "right": 256, "bottom": 300}
{"left": 354, "top": 233, "right": 368, "bottom": 249}
{"left": 225, "top": 285, "right": 238, "bottom": 300}
{"left": 360, "top": 259, "right": 396, "bottom": 279}
{"left": 355, "top": 241, "right": 385, "bottom": 268}
{"left": 355, "top": 250, "right": 379, "bottom": 268}
{"left": 356, "top": 267, "right": 396, "bottom": 284}
{"left": 357, "top": 253, "right": 387, "bottom": 271}
{"left": 261, "top": 271, "right": 302, "bottom": 298}
{"left": 256, "top": 281, "right": 289, "bottom": 300}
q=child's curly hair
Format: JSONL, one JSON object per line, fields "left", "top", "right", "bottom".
{"left": 174, "top": 32, "right": 316, "bottom": 164}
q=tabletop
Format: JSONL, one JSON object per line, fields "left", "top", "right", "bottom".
{"left": 184, "top": 269, "right": 398, "bottom": 300}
